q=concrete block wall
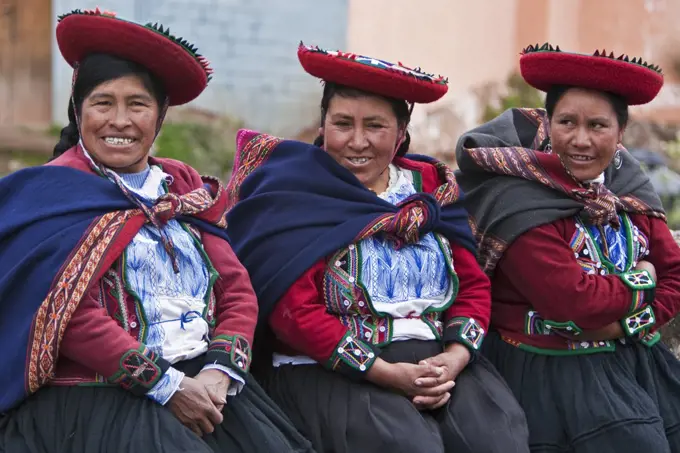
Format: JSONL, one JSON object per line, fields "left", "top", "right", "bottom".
{"left": 52, "top": 0, "right": 348, "bottom": 135}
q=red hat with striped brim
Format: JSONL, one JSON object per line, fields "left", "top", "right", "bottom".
{"left": 56, "top": 8, "right": 213, "bottom": 106}
{"left": 298, "top": 42, "right": 448, "bottom": 104}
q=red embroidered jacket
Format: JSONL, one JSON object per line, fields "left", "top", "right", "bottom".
{"left": 45, "top": 149, "right": 258, "bottom": 394}
{"left": 269, "top": 159, "right": 491, "bottom": 378}
{"left": 491, "top": 214, "right": 680, "bottom": 354}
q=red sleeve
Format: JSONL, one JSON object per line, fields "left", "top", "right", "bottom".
{"left": 269, "top": 260, "right": 380, "bottom": 378}
{"left": 60, "top": 284, "right": 171, "bottom": 396}
{"left": 645, "top": 217, "right": 680, "bottom": 326}
{"left": 442, "top": 243, "right": 491, "bottom": 352}
{"left": 497, "top": 222, "right": 633, "bottom": 330}
{"left": 202, "top": 233, "right": 258, "bottom": 377}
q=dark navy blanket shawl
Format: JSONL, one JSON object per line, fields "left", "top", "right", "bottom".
{"left": 226, "top": 141, "right": 476, "bottom": 323}
{"left": 0, "top": 166, "right": 227, "bottom": 413}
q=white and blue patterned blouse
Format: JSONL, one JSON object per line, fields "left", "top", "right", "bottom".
{"left": 82, "top": 147, "right": 243, "bottom": 405}
{"left": 273, "top": 164, "right": 454, "bottom": 366}
{"left": 360, "top": 164, "right": 454, "bottom": 341}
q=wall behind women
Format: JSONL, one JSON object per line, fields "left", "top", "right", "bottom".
{"left": 50, "top": 0, "right": 349, "bottom": 135}
{"left": 345, "top": 0, "right": 680, "bottom": 158}
{"left": 348, "top": 0, "right": 680, "bottom": 116}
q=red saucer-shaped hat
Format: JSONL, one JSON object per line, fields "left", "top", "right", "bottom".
{"left": 298, "top": 42, "right": 448, "bottom": 104}
{"left": 56, "top": 8, "right": 213, "bottom": 106}
{"left": 519, "top": 43, "right": 663, "bottom": 105}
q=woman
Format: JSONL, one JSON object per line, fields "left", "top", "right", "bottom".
{"left": 0, "top": 9, "right": 313, "bottom": 453}
{"left": 455, "top": 43, "right": 680, "bottom": 452}
{"left": 224, "top": 43, "right": 530, "bottom": 453}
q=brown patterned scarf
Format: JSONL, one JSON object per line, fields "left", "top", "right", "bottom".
{"left": 454, "top": 108, "right": 665, "bottom": 276}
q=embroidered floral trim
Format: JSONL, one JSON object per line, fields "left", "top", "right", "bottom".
{"left": 226, "top": 132, "right": 283, "bottom": 210}
{"left": 28, "top": 210, "right": 138, "bottom": 394}
{"left": 109, "top": 346, "right": 170, "bottom": 395}
{"left": 205, "top": 334, "right": 252, "bottom": 375}
{"left": 323, "top": 223, "right": 456, "bottom": 346}
{"left": 445, "top": 317, "right": 485, "bottom": 350}
{"left": 327, "top": 332, "right": 377, "bottom": 374}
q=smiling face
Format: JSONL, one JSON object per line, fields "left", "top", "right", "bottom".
{"left": 549, "top": 87, "right": 625, "bottom": 182}
{"left": 320, "top": 94, "right": 404, "bottom": 193}
{"left": 79, "top": 74, "right": 160, "bottom": 173}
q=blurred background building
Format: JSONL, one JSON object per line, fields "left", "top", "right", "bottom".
{"left": 2, "top": 0, "right": 680, "bottom": 193}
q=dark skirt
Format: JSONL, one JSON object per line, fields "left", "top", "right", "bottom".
{"left": 263, "top": 340, "right": 530, "bottom": 453}
{"left": 0, "top": 360, "right": 314, "bottom": 453}
{"left": 483, "top": 332, "right": 680, "bottom": 453}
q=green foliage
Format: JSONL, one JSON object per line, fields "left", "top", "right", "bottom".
{"left": 0, "top": 151, "right": 49, "bottom": 177}
{"left": 666, "top": 205, "right": 680, "bottom": 230}
{"left": 664, "top": 132, "right": 680, "bottom": 166}
{"left": 46, "top": 124, "right": 64, "bottom": 137}
{"left": 481, "top": 72, "right": 544, "bottom": 123}
{"left": 154, "top": 117, "right": 243, "bottom": 180}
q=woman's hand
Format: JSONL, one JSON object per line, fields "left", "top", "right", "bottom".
{"left": 366, "top": 358, "right": 454, "bottom": 399}
{"left": 167, "top": 376, "right": 224, "bottom": 437}
{"left": 194, "top": 369, "right": 231, "bottom": 412}
{"left": 411, "top": 343, "right": 471, "bottom": 410}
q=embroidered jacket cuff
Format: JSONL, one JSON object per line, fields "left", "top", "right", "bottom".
{"left": 620, "top": 269, "right": 656, "bottom": 311}
{"left": 204, "top": 334, "right": 252, "bottom": 379}
{"left": 619, "top": 269, "right": 655, "bottom": 292}
{"left": 618, "top": 269, "right": 657, "bottom": 341}
{"left": 620, "top": 305, "right": 657, "bottom": 338}
{"left": 444, "top": 317, "right": 485, "bottom": 358}
{"left": 108, "top": 346, "right": 172, "bottom": 396}
{"left": 325, "top": 332, "right": 380, "bottom": 380}
{"left": 201, "top": 363, "right": 246, "bottom": 396}
{"left": 146, "top": 366, "right": 185, "bottom": 405}
{"left": 637, "top": 330, "right": 662, "bottom": 347}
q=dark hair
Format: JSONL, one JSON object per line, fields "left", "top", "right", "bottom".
{"left": 545, "top": 85, "right": 629, "bottom": 128}
{"left": 53, "top": 53, "right": 167, "bottom": 158}
{"left": 312, "top": 82, "right": 412, "bottom": 157}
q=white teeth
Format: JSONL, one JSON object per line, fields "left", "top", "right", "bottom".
{"left": 348, "top": 157, "right": 369, "bottom": 164}
{"left": 571, "top": 155, "right": 593, "bottom": 161}
{"left": 104, "top": 137, "right": 134, "bottom": 145}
